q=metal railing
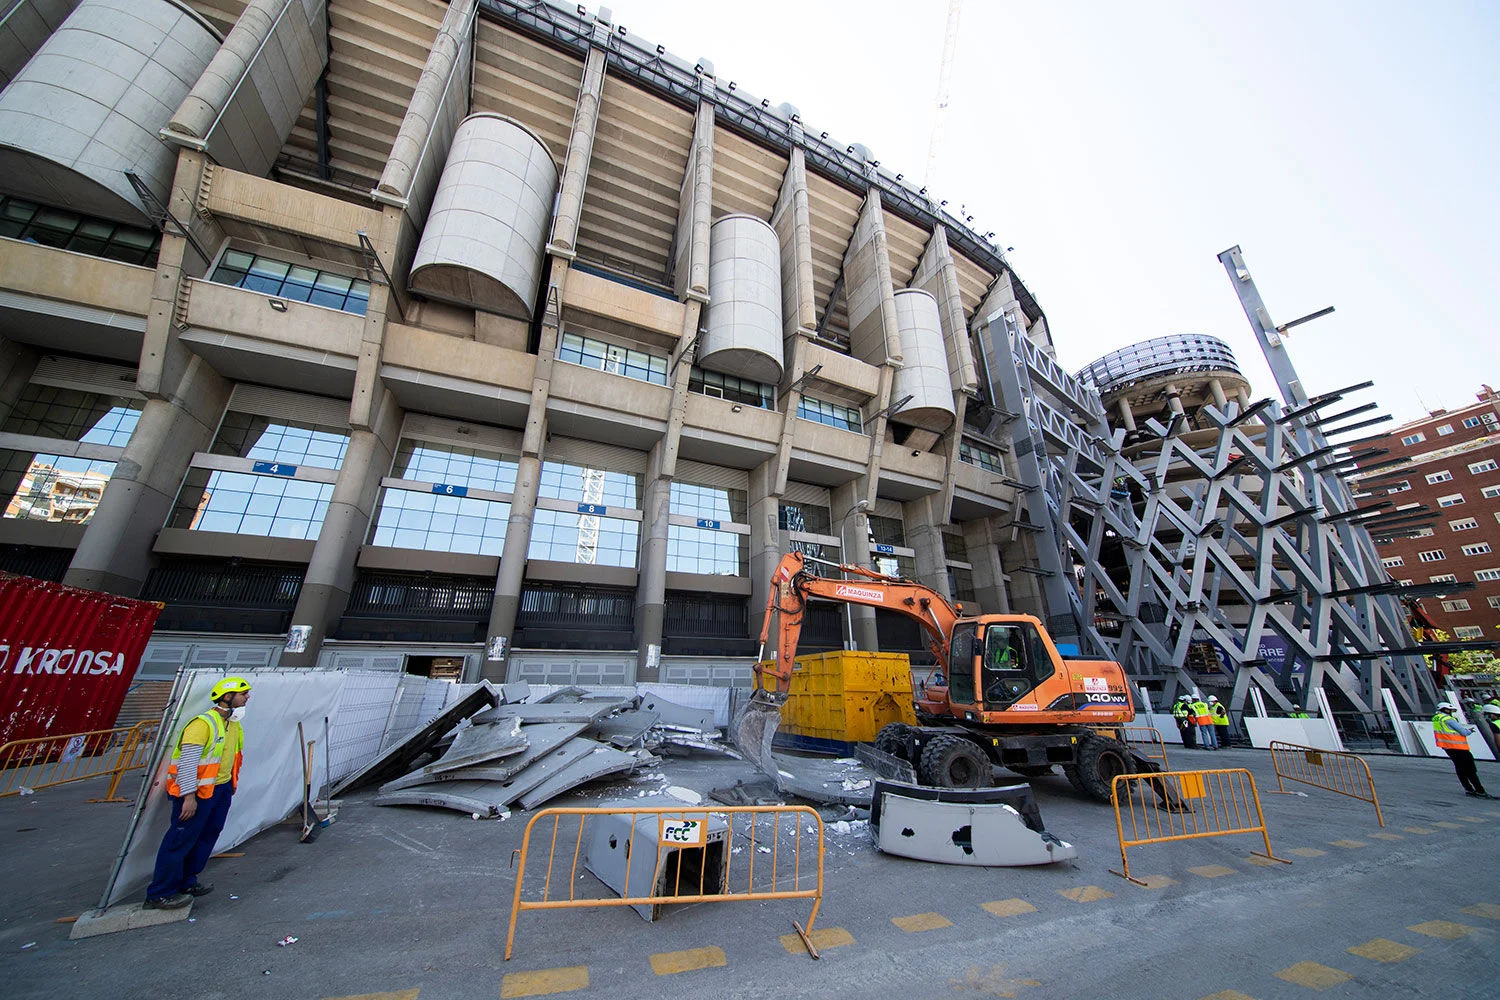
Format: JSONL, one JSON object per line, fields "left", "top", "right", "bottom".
{"left": 1268, "top": 741, "right": 1385, "bottom": 827}
{"left": 0, "top": 721, "right": 159, "bottom": 801}
{"left": 1109, "top": 768, "right": 1289, "bottom": 884}
{"left": 506, "top": 805, "right": 824, "bottom": 960}
{"left": 1093, "top": 725, "right": 1170, "bottom": 769}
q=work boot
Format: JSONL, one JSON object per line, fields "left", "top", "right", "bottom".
{"left": 183, "top": 883, "right": 213, "bottom": 897}
{"left": 143, "top": 893, "right": 192, "bottom": 910}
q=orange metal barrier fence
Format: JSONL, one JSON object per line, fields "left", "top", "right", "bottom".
{"left": 1268, "top": 741, "right": 1384, "bottom": 827}
{"left": 507, "top": 804, "right": 824, "bottom": 960}
{"left": 0, "top": 721, "right": 159, "bottom": 802}
{"left": 1110, "top": 768, "right": 1289, "bottom": 884}
{"left": 1094, "top": 725, "right": 1170, "bottom": 769}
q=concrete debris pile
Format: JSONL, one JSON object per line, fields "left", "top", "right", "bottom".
{"left": 332, "top": 681, "right": 737, "bottom": 818}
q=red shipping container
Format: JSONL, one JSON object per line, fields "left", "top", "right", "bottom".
{"left": 0, "top": 573, "right": 163, "bottom": 746}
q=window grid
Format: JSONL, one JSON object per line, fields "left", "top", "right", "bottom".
{"left": 1455, "top": 626, "right": 1485, "bottom": 640}
{"left": 666, "top": 524, "right": 748, "bottom": 575}
{"left": 1481, "top": 484, "right": 1500, "bottom": 499}
{"left": 1385, "top": 481, "right": 1411, "bottom": 492}
{"left": 1418, "top": 549, "right": 1446, "bottom": 562}
{"left": 797, "top": 396, "right": 862, "bottom": 431}
{"left": 210, "top": 250, "right": 370, "bottom": 315}
{"left": 1413, "top": 527, "right": 1435, "bottom": 537}
{"left": 369, "top": 488, "right": 510, "bottom": 555}
{"left": 868, "top": 514, "right": 906, "bottom": 547}
{"left": 1472, "top": 568, "right": 1500, "bottom": 582}
{"left": 1463, "top": 416, "right": 1484, "bottom": 429}
{"left": 558, "top": 332, "right": 668, "bottom": 386}
{"left": 528, "top": 509, "right": 639, "bottom": 567}
{"left": 948, "top": 566, "right": 976, "bottom": 605}
{"left": 1, "top": 452, "right": 115, "bottom": 523}
{"left": 959, "top": 440, "right": 1004, "bottom": 474}
{"left": 168, "top": 470, "right": 334, "bottom": 539}
{"left": 874, "top": 554, "right": 918, "bottom": 579}
{"left": 211, "top": 411, "right": 350, "bottom": 470}
{"left": 688, "top": 367, "right": 774, "bottom": 409}
{"left": 1426, "top": 470, "right": 1453, "bottom": 484}
{"left": 1462, "top": 542, "right": 1492, "bottom": 556}
{"left": 1381, "top": 556, "right": 1404, "bottom": 568}
{"left": 1450, "top": 518, "right": 1479, "bottom": 531}
{"left": 1, "top": 385, "right": 142, "bottom": 447}
{"left": 669, "top": 481, "right": 748, "bottom": 522}
{"left": 0, "top": 195, "right": 160, "bottom": 265}
{"left": 778, "top": 502, "right": 832, "bottom": 536}
{"left": 1467, "top": 459, "right": 1498, "bottom": 475}
{"left": 1438, "top": 493, "right": 1466, "bottom": 507}
{"left": 1441, "top": 599, "right": 1471, "bottom": 612}
{"left": 1436, "top": 424, "right": 1454, "bottom": 436}
{"left": 1401, "top": 433, "right": 1425, "bottom": 446}
{"left": 1488, "top": 596, "right": 1500, "bottom": 610}
{"left": 538, "top": 461, "right": 640, "bottom": 507}
{"left": 1429, "top": 574, "right": 1459, "bottom": 584}
{"left": 391, "top": 439, "right": 517, "bottom": 493}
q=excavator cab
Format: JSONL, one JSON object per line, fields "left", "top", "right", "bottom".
{"left": 978, "top": 622, "right": 1055, "bottom": 710}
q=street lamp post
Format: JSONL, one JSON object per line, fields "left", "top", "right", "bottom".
{"left": 838, "top": 499, "right": 872, "bottom": 650}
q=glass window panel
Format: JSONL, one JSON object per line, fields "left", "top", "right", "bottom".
{"left": 243, "top": 257, "right": 290, "bottom": 293}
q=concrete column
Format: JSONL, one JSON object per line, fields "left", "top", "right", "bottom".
{"left": 374, "top": 0, "right": 477, "bottom": 205}
{"left": 747, "top": 460, "right": 782, "bottom": 644}
{"left": 1208, "top": 378, "right": 1228, "bottom": 410}
{"left": 904, "top": 494, "right": 951, "bottom": 602}
{"left": 911, "top": 224, "right": 977, "bottom": 395}
{"left": 772, "top": 147, "right": 816, "bottom": 340}
{"left": 547, "top": 44, "right": 605, "bottom": 256}
{"left": 964, "top": 517, "right": 1011, "bottom": 615}
{"left": 842, "top": 192, "right": 903, "bottom": 366}
{"left": 63, "top": 356, "right": 230, "bottom": 595}
{"left": 673, "top": 102, "right": 714, "bottom": 301}
{"left": 0, "top": 339, "right": 41, "bottom": 426}
{"left": 484, "top": 265, "right": 566, "bottom": 678}
{"left": 832, "top": 482, "right": 877, "bottom": 650}
{"left": 278, "top": 390, "right": 403, "bottom": 666}
{"left": 1165, "top": 384, "right": 1186, "bottom": 418}
{"left": 1116, "top": 398, "right": 1137, "bottom": 432}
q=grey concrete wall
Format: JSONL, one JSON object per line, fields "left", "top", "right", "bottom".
{"left": 0, "top": 0, "right": 80, "bottom": 89}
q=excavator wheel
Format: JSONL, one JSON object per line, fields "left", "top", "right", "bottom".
{"left": 1062, "top": 732, "right": 1133, "bottom": 803}
{"left": 874, "top": 722, "right": 917, "bottom": 762}
{"left": 918, "top": 734, "right": 993, "bottom": 789}
{"left": 1007, "top": 765, "right": 1055, "bottom": 778}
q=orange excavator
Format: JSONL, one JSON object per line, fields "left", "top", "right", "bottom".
{"left": 734, "top": 550, "right": 1154, "bottom": 802}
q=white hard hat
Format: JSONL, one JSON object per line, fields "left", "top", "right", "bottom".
{"left": 1208, "top": 695, "right": 1219, "bottom": 702}
{"left": 1437, "top": 702, "right": 1455, "bottom": 711}
{"left": 1483, "top": 705, "right": 1500, "bottom": 716}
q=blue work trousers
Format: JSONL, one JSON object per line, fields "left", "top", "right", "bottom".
{"left": 146, "top": 782, "right": 233, "bottom": 900}
{"left": 1198, "top": 723, "right": 1218, "bottom": 749}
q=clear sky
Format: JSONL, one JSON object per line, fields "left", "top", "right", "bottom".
{"left": 605, "top": 0, "right": 1499, "bottom": 422}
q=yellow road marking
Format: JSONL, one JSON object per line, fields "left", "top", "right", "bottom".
{"left": 1408, "top": 920, "right": 1475, "bottom": 939}
{"left": 1403, "top": 826, "right": 1434, "bottom": 834}
{"left": 1329, "top": 839, "right": 1367, "bottom": 849}
{"left": 1274, "top": 961, "right": 1352, "bottom": 990}
{"left": 1347, "top": 938, "right": 1419, "bottom": 963}
{"left": 1199, "top": 992, "right": 1257, "bottom": 1000}
{"left": 323, "top": 992, "right": 420, "bottom": 1000}
{"left": 649, "top": 946, "right": 726, "bottom": 976}
{"left": 1133, "top": 874, "right": 1180, "bottom": 888}
{"left": 1368, "top": 832, "right": 1403, "bottom": 841}
{"left": 892, "top": 912, "right": 953, "bottom": 932}
{"left": 1288, "top": 847, "right": 1326, "bottom": 858}
{"left": 1460, "top": 903, "right": 1500, "bottom": 921}
{"left": 1432, "top": 821, "right": 1464, "bottom": 829}
{"left": 500, "top": 967, "right": 589, "bottom": 998}
{"left": 982, "top": 898, "right": 1038, "bottom": 917}
{"left": 778, "top": 926, "right": 854, "bottom": 954}
{"left": 1188, "top": 865, "right": 1237, "bottom": 879}
{"left": 1058, "top": 885, "right": 1114, "bottom": 902}
{"left": 1245, "top": 855, "right": 1282, "bottom": 867}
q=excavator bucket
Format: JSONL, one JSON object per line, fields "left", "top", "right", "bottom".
{"left": 731, "top": 687, "right": 786, "bottom": 781}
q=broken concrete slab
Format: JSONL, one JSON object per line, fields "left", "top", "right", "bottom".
{"left": 372, "top": 781, "right": 509, "bottom": 818}
{"left": 333, "top": 681, "right": 499, "bottom": 795}
{"left": 517, "top": 745, "right": 641, "bottom": 809}
{"left": 766, "top": 752, "right": 874, "bottom": 806}
{"left": 855, "top": 743, "right": 917, "bottom": 784}
{"left": 868, "top": 780, "right": 1076, "bottom": 867}
{"left": 427, "top": 717, "right": 528, "bottom": 774}
{"left": 657, "top": 732, "right": 741, "bottom": 758}
{"left": 638, "top": 693, "right": 717, "bottom": 733}
{"left": 590, "top": 709, "right": 660, "bottom": 749}
{"left": 70, "top": 900, "right": 194, "bottom": 939}
{"left": 499, "top": 680, "right": 532, "bottom": 704}
{"left": 471, "top": 700, "right": 627, "bottom": 726}
{"left": 377, "top": 722, "right": 589, "bottom": 794}
{"left": 487, "top": 738, "right": 609, "bottom": 807}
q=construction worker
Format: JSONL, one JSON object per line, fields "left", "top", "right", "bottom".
{"left": 1173, "top": 695, "right": 1197, "bottom": 749}
{"left": 145, "top": 677, "right": 251, "bottom": 909}
{"left": 1209, "top": 695, "right": 1230, "bottom": 749}
{"left": 1432, "top": 702, "right": 1491, "bottom": 799}
{"left": 1484, "top": 703, "right": 1500, "bottom": 734}
{"left": 1191, "top": 695, "right": 1217, "bottom": 749}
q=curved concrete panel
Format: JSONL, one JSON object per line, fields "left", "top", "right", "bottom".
{"left": 409, "top": 113, "right": 558, "bottom": 320}
{"left": 0, "top": 0, "right": 82, "bottom": 90}
{"left": 890, "top": 288, "right": 954, "bottom": 431}
{"left": 0, "top": 0, "right": 221, "bottom": 223}
{"left": 700, "top": 214, "right": 784, "bottom": 383}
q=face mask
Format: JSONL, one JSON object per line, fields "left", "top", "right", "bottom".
{"left": 229, "top": 706, "right": 247, "bottom": 723}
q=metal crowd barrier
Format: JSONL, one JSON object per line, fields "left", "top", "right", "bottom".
{"left": 1268, "top": 740, "right": 1384, "bottom": 827}
{"left": 1094, "top": 725, "right": 1170, "bottom": 769}
{"left": 1109, "top": 768, "right": 1289, "bottom": 884}
{"left": 0, "top": 721, "right": 159, "bottom": 802}
{"left": 506, "top": 804, "right": 824, "bottom": 960}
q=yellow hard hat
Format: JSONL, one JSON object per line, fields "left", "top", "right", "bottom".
{"left": 209, "top": 676, "right": 252, "bottom": 702}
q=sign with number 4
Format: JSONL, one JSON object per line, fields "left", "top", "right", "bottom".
{"left": 659, "top": 817, "right": 705, "bottom": 847}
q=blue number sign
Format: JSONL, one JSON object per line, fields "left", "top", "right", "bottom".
{"left": 874, "top": 543, "right": 895, "bottom": 554}
{"left": 577, "top": 502, "right": 607, "bottom": 515}
{"left": 431, "top": 483, "right": 469, "bottom": 497}
{"left": 695, "top": 518, "right": 721, "bottom": 530}
{"left": 252, "top": 461, "right": 297, "bottom": 476}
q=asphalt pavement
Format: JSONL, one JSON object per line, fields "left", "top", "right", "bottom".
{"left": 1, "top": 744, "right": 1496, "bottom": 1000}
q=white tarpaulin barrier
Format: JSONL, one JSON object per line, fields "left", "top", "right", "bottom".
{"left": 102, "top": 668, "right": 345, "bottom": 907}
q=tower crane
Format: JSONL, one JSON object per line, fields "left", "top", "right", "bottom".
{"left": 923, "top": 0, "right": 963, "bottom": 189}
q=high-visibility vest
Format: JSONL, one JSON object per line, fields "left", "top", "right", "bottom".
{"left": 1211, "top": 703, "right": 1229, "bottom": 726}
{"left": 1192, "top": 701, "right": 1212, "bottom": 725}
{"left": 1432, "top": 713, "right": 1469, "bottom": 751}
{"left": 166, "top": 711, "right": 241, "bottom": 799}
{"left": 1171, "top": 703, "right": 1189, "bottom": 720}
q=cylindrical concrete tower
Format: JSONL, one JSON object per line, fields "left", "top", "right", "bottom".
{"left": 699, "top": 213, "right": 784, "bottom": 384}
{"left": 0, "top": 0, "right": 221, "bottom": 224}
{"left": 1077, "top": 333, "right": 1251, "bottom": 435}
{"left": 409, "top": 113, "right": 559, "bottom": 320}
{"left": 890, "top": 288, "right": 955, "bottom": 431}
